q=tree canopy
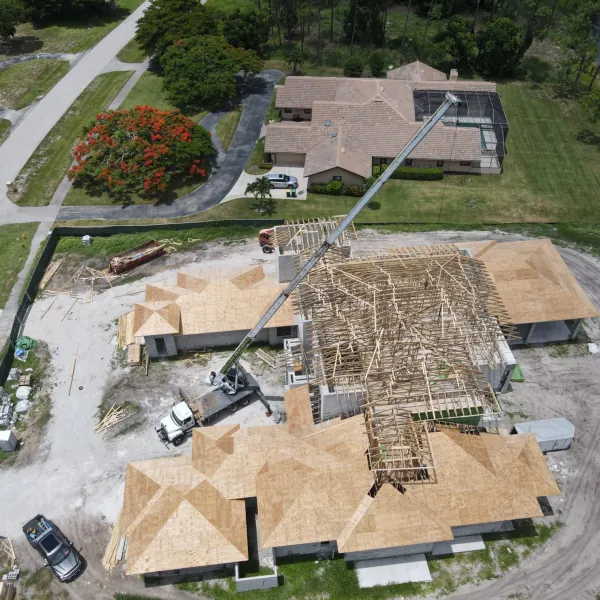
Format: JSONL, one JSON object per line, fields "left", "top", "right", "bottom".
{"left": 344, "top": 56, "right": 364, "bottom": 77}
{"left": 477, "top": 18, "right": 524, "bottom": 76}
{"left": 343, "top": 0, "right": 386, "bottom": 46}
{"left": 161, "top": 36, "right": 262, "bottom": 110}
{"left": 0, "top": 0, "right": 24, "bottom": 38}
{"left": 439, "top": 16, "right": 477, "bottom": 67}
{"left": 23, "top": 0, "right": 105, "bottom": 22}
{"left": 68, "top": 106, "right": 214, "bottom": 200}
{"left": 223, "top": 8, "right": 270, "bottom": 55}
{"left": 135, "top": 0, "right": 219, "bottom": 58}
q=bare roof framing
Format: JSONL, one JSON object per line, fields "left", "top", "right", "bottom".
{"left": 273, "top": 217, "right": 356, "bottom": 256}
{"left": 294, "top": 245, "right": 514, "bottom": 483}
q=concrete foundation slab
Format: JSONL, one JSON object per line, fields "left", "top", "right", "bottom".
{"left": 355, "top": 553, "right": 431, "bottom": 588}
{"left": 431, "top": 535, "right": 485, "bottom": 557}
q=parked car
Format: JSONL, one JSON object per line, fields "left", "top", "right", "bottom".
{"left": 23, "top": 515, "right": 82, "bottom": 582}
{"left": 265, "top": 173, "right": 298, "bottom": 189}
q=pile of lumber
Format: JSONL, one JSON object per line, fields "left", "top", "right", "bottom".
{"left": 40, "top": 258, "right": 63, "bottom": 290}
{"left": 102, "top": 513, "right": 122, "bottom": 571}
{"left": 117, "top": 312, "right": 136, "bottom": 348}
{"left": 255, "top": 348, "right": 277, "bottom": 368}
{"left": 96, "top": 404, "right": 138, "bottom": 434}
{"left": 68, "top": 265, "right": 122, "bottom": 287}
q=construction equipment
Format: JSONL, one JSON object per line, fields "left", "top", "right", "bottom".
{"left": 258, "top": 228, "right": 274, "bottom": 253}
{"left": 155, "top": 378, "right": 261, "bottom": 446}
{"left": 207, "top": 92, "right": 460, "bottom": 397}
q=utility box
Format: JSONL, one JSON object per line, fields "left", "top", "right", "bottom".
{"left": 513, "top": 418, "right": 575, "bottom": 452}
{"left": 0, "top": 430, "right": 18, "bottom": 452}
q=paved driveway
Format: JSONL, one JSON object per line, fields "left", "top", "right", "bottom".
{"left": 57, "top": 69, "right": 284, "bottom": 221}
{"left": 224, "top": 166, "right": 308, "bottom": 201}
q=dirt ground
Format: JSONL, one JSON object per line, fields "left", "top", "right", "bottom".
{"left": 1, "top": 230, "right": 599, "bottom": 600}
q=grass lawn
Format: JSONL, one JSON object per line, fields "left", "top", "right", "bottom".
{"left": 0, "top": 0, "right": 145, "bottom": 59}
{"left": 245, "top": 137, "right": 270, "bottom": 175}
{"left": 55, "top": 224, "right": 258, "bottom": 258}
{"left": 117, "top": 38, "right": 147, "bottom": 63}
{"left": 119, "top": 71, "right": 208, "bottom": 122}
{"left": 15, "top": 71, "right": 132, "bottom": 207}
{"left": 215, "top": 105, "right": 243, "bottom": 151}
{"left": 63, "top": 174, "right": 206, "bottom": 206}
{"left": 0, "top": 222, "right": 40, "bottom": 309}
{"left": 0, "top": 119, "right": 10, "bottom": 144}
{"left": 0, "top": 59, "right": 69, "bottom": 110}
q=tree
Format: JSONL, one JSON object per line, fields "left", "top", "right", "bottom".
{"left": 135, "top": 0, "right": 219, "bottom": 58}
{"left": 476, "top": 18, "right": 524, "bottom": 76}
{"left": 68, "top": 106, "right": 214, "bottom": 201}
{"left": 582, "top": 89, "right": 600, "bottom": 121}
{"left": 246, "top": 176, "right": 276, "bottom": 214}
{"left": 439, "top": 16, "right": 477, "bottom": 67}
{"left": 161, "top": 37, "right": 263, "bottom": 109}
{"left": 223, "top": 9, "right": 270, "bottom": 54}
{"left": 343, "top": 0, "right": 386, "bottom": 46}
{"left": 558, "top": 0, "right": 600, "bottom": 85}
{"left": 23, "top": 0, "right": 104, "bottom": 22}
{"left": 284, "top": 48, "right": 305, "bottom": 74}
{"left": 344, "top": 55, "right": 364, "bottom": 77}
{"left": 369, "top": 51, "right": 385, "bottom": 76}
{"left": 0, "top": 0, "right": 23, "bottom": 39}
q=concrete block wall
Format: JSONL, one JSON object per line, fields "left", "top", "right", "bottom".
{"left": 274, "top": 541, "right": 337, "bottom": 558}
{"left": 146, "top": 334, "right": 177, "bottom": 358}
{"left": 234, "top": 564, "right": 279, "bottom": 592}
{"left": 276, "top": 253, "right": 297, "bottom": 283}
{"left": 344, "top": 542, "right": 435, "bottom": 563}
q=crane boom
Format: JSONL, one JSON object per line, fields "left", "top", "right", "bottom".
{"left": 208, "top": 92, "right": 460, "bottom": 394}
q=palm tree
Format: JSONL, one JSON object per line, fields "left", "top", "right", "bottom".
{"left": 246, "top": 177, "right": 274, "bottom": 213}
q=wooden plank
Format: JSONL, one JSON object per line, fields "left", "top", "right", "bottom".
{"left": 127, "top": 344, "right": 142, "bottom": 365}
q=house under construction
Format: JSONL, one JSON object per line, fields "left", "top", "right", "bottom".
{"left": 113, "top": 219, "right": 574, "bottom": 589}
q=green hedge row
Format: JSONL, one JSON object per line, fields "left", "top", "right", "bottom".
{"left": 308, "top": 181, "right": 365, "bottom": 196}
{"left": 391, "top": 166, "right": 444, "bottom": 181}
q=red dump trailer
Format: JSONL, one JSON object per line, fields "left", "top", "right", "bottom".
{"left": 107, "top": 240, "right": 166, "bottom": 274}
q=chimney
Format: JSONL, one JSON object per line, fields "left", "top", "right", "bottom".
{"left": 450, "top": 69, "right": 458, "bottom": 81}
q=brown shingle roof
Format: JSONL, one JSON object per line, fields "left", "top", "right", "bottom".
{"left": 387, "top": 60, "right": 447, "bottom": 81}
{"left": 266, "top": 98, "right": 481, "bottom": 162}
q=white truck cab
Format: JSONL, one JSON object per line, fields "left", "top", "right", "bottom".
{"left": 157, "top": 401, "right": 195, "bottom": 446}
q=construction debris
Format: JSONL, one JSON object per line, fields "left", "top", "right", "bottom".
{"left": 68, "top": 265, "right": 122, "bottom": 287}
{"left": 102, "top": 512, "right": 121, "bottom": 571}
{"left": 39, "top": 258, "right": 63, "bottom": 290}
{"left": 0, "top": 537, "right": 15, "bottom": 567}
{"left": 108, "top": 240, "right": 166, "bottom": 275}
{"left": 255, "top": 348, "right": 276, "bottom": 368}
{"left": 127, "top": 344, "right": 141, "bottom": 365}
{"left": 96, "top": 404, "right": 138, "bottom": 434}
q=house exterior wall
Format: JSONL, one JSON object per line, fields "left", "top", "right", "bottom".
{"left": 273, "top": 152, "right": 306, "bottom": 167}
{"left": 234, "top": 564, "right": 279, "bottom": 592}
{"left": 403, "top": 159, "right": 476, "bottom": 173}
{"left": 146, "top": 334, "right": 177, "bottom": 358}
{"left": 343, "top": 542, "right": 435, "bottom": 562}
{"left": 276, "top": 252, "right": 296, "bottom": 283}
{"left": 281, "top": 108, "right": 312, "bottom": 121}
{"left": 451, "top": 522, "right": 509, "bottom": 537}
{"left": 308, "top": 168, "right": 365, "bottom": 186}
{"left": 320, "top": 386, "right": 362, "bottom": 420}
{"left": 274, "top": 541, "right": 338, "bottom": 558}
{"left": 171, "top": 328, "right": 296, "bottom": 354}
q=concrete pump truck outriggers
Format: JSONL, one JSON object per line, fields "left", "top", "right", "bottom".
{"left": 156, "top": 92, "right": 460, "bottom": 445}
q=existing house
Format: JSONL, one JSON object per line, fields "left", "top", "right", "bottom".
{"left": 129, "top": 265, "right": 297, "bottom": 358}
{"left": 118, "top": 385, "right": 559, "bottom": 585}
{"left": 264, "top": 61, "right": 508, "bottom": 184}
{"left": 456, "top": 239, "right": 599, "bottom": 344}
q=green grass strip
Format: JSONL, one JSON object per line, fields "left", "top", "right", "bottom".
{"left": 15, "top": 71, "right": 133, "bottom": 207}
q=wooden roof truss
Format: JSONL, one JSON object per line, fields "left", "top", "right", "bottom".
{"left": 273, "top": 217, "right": 356, "bottom": 255}
{"left": 293, "top": 246, "right": 513, "bottom": 483}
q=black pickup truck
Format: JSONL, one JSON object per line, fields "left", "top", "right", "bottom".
{"left": 23, "top": 515, "right": 82, "bottom": 582}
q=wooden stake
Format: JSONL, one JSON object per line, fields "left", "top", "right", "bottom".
{"left": 61, "top": 297, "right": 79, "bottom": 322}
{"left": 40, "top": 296, "right": 57, "bottom": 320}
{"left": 68, "top": 343, "right": 79, "bottom": 396}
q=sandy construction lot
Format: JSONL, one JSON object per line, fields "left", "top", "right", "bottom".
{"left": 1, "top": 229, "right": 599, "bottom": 600}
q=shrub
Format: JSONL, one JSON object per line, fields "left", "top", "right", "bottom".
{"left": 390, "top": 166, "right": 444, "bottom": 180}
{"left": 369, "top": 51, "right": 385, "bottom": 77}
{"left": 364, "top": 176, "right": 377, "bottom": 189}
{"left": 372, "top": 165, "right": 380, "bottom": 177}
{"left": 344, "top": 56, "right": 364, "bottom": 78}
{"left": 308, "top": 182, "right": 365, "bottom": 196}
{"left": 326, "top": 180, "right": 343, "bottom": 194}
{"left": 367, "top": 200, "right": 381, "bottom": 210}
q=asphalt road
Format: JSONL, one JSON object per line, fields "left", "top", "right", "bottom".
{"left": 57, "top": 69, "right": 283, "bottom": 221}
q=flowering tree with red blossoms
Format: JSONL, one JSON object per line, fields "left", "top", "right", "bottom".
{"left": 68, "top": 105, "right": 214, "bottom": 201}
